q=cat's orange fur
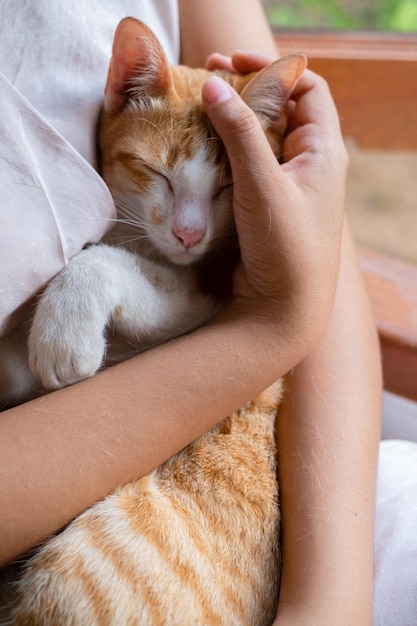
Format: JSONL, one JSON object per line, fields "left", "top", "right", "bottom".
{"left": 1, "top": 18, "right": 306, "bottom": 626}
{"left": 8, "top": 384, "right": 282, "bottom": 626}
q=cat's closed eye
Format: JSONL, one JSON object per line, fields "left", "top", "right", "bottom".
{"left": 145, "top": 166, "right": 173, "bottom": 192}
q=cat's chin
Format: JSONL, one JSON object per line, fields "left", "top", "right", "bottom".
{"left": 165, "top": 249, "right": 204, "bottom": 267}
{"left": 149, "top": 240, "right": 207, "bottom": 267}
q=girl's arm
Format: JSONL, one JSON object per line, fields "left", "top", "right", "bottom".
{"left": 178, "top": 0, "right": 276, "bottom": 66}
{"left": 181, "top": 2, "right": 382, "bottom": 623}
{"left": 274, "top": 220, "right": 381, "bottom": 625}
{"left": 0, "top": 296, "right": 316, "bottom": 566}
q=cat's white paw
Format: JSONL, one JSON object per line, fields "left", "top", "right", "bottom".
{"left": 27, "top": 271, "right": 109, "bottom": 391}
{"left": 28, "top": 315, "right": 106, "bottom": 390}
{"left": 27, "top": 247, "right": 115, "bottom": 390}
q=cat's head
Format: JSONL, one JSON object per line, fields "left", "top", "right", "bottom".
{"left": 99, "top": 17, "right": 306, "bottom": 266}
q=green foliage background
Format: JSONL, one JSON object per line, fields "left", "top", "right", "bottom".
{"left": 262, "top": 0, "right": 417, "bottom": 31}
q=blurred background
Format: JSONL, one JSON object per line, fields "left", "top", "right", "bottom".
{"left": 262, "top": 0, "right": 417, "bottom": 31}
{"left": 261, "top": 0, "right": 417, "bottom": 266}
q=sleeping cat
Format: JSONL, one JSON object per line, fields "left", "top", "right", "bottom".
{"left": 0, "top": 17, "right": 306, "bottom": 626}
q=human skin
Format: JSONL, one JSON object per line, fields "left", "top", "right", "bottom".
{"left": 182, "top": 3, "right": 381, "bottom": 624}
{"left": 205, "top": 47, "right": 381, "bottom": 625}
{"left": 274, "top": 221, "right": 381, "bottom": 626}
{"left": 0, "top": 6, "right": 381, "bottom": 626}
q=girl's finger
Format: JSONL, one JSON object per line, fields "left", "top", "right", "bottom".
{"left": 230, "top": 50, "right": 276, "bottom": 73}
{"left": 206, "top": 53, "right": 234, "bottom": 72}
{"left": 202, "top": 75, "right": 284, "bottom": 195}
{"left": 206, "top": 50, "right": 276, "bottom": 74}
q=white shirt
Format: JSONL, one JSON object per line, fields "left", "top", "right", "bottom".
{"left": 0, "top": 0, "right": 179, "bottom": 335}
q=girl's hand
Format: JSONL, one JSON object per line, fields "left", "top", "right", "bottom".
{"left": 202, "top": 54, "right": 348, "bottom": 346}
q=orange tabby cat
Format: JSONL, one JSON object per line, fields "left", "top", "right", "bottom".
{"left": 2, "top": 17, "right": 305, "bottom": 626}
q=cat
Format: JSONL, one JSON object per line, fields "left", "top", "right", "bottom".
{"left": 0, "top": 17, "right": 306, "bottom": 626}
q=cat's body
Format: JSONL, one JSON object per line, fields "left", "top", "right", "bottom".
{"left": 5, "top": 384, "right": 282, "bottom": 626}
{"left": 0, "top": 18, "right": 306, "bottom": 625}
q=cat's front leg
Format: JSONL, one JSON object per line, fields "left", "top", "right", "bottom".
{"left": 28, "top": 245, "right": 130, "bottom": 390}
{"left": 28, "top": 245, "right": 217, "bottom": 390}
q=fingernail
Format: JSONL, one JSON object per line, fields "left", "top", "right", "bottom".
{"left": 203, "top": 76, "right": 233, "bottom": 104}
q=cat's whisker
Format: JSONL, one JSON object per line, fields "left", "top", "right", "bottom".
{"left": 94, "top": 216, "right": 129, "bottom": 226}
{"left": 109, "top": 228, "right": 152, "bottom": 241}
{"left": 104, "top": 194, "right": 150, "bottom": 232}
{"left": 129, "top": 115, "right": 170, "bottom": 148}
{"left": 217, "top": 221, "right": 237, "bottom": 239}
{"left": 204, "top": 136, "right": 222, "bottom": 146}
{"left": 112, "top": 197, "right": 146, "bottom": 221}
{"left": 278, "top": 148, "right": 292, "bottom": 163}
{"left": 111, "top": 217, "right": 145, "bottom": 228}
{"left": 113, "top": 235, "right": 151, "bottom": 247}
{"left": 169, "top": 104, "right": 175, "bottom": 147}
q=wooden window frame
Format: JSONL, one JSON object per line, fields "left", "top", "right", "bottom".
{"left": 275, "top": 30, "right": 417, "bottom": 401}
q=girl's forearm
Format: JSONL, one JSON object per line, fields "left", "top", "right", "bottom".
{"left": 275, "top": 220, "right": 382, "bottom": 625}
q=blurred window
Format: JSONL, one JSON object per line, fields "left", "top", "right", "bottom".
{"left": 261, "top": 0, "right": 417, "bottom": 32}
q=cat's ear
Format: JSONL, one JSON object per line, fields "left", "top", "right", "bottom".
{"left": 240, "top": 54, "right": 307, "bottom": 134}
{"left": 104, "top": 17, "right": 171, "bottom": 114}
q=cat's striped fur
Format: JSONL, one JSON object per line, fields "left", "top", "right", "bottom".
{"left": 7, "top": 383, "right": 282, "bottom": 626}
{"left": 1, "top": 18, "right": 306, "bottom": 626}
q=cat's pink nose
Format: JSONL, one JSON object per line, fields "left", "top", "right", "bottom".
{"left": 174, "top": 230, "right": 204, "bottom": 249}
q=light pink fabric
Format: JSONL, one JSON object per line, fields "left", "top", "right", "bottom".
{"left": 0, "top": 75, "right": 115, "bottom": 335}
{"left": 0, "top": 0, "right": 179, "bottom": 335}
{"left": 374, "top": 439, "right": 417, "bottom": 626}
